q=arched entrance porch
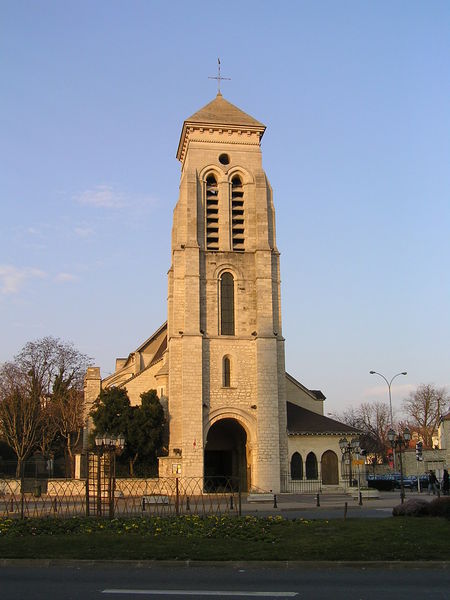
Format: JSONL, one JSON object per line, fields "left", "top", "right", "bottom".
{"left": 204, "top": 418, "right": 249, "bottom": 491}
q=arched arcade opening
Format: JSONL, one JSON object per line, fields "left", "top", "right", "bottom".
{"left": 204, "top": 418, "right": 249, "bottom": 491}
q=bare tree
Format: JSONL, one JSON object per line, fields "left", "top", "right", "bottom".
{"left": 338, "top": 401, "right": 391, "bottom": 464}
{"left": 403, "top": 384, "right": 449, "bottom": 448}
{"left": 52, "top": 381, "right": 86, "bottom": 477}
{"left": 0, "top": 363, "right": 42, "bottom": 476}
{"left": 0, "top": 337, "right": 91, "bottom": 476}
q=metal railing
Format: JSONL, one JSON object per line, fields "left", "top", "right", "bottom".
{"left": 0, "top": 476, "right": 241, "bottom": 519}
{"left": 281, "top": 474, "right": 321, "bottom": 493}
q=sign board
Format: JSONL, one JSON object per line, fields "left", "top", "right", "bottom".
{"left": 352, "top": 459, "right": 365, "bottom": 466}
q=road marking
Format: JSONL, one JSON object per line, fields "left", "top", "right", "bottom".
{"left": 102, "top": 590, "right": 298, "bottom": 597}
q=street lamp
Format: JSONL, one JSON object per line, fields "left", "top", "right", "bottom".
{"left": 93, "top": 433, "right": 126, "bottom": 518}
{"left": 387, "top": 427, "right": 411, "bottom": 504}
{"left": 369, "top": 371, "right": 407, "bottom": 428}
{"left": 339, "top": 437, "right": 360, "bottom": 488}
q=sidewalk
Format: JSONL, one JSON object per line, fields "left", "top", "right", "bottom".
{"left": 239, "top": 490, "right": 438, "bottom": 519}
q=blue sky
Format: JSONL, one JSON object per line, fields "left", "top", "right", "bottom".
{"left": 1, "top": 1, "right": 449, "bottom": 416}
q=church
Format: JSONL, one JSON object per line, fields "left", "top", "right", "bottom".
{"left": 84, "top": 92, "right": 358, "bottom": 494}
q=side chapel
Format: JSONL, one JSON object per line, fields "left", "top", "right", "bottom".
{"left": 84, "top": 93, "right": 358, "bottom": 493}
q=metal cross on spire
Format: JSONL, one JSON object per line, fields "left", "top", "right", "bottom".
{"left": 208, "top": 58, "right": 231, "bottom": 95}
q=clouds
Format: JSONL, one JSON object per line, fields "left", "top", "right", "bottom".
{"left": 73, "top": 226, "right": 94, "bottom": 237}
{"left": 75, "top": 185, "right": 126, "bottom": 208}
{"left": 0, "top": 265, "right": 46, "bottom": 294}
{"left": 55, "top": 272, "right": 78, "bottom": 283}
{"left": 74, "top": 184, "right": 157, "bottom": 211}
{"left": 0, "top": 265, "right": 78, "bottom": 294}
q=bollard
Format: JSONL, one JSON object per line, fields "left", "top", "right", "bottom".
{"left": 230, "top": 495, "right": 234, "bottom": 510}
{"left": 142, "top": 497, "right": 146, "bottom": 512}
{"left": 316, "top": 493, "right": 320, "bottom": 507}
{"left": 186, "top": 496, "right": 190, "bottom": 511}
{"left": 344, "top": 501, "right": 348, "bottom": 520}
{"left": 358, "top": 491, "right": 363, "bottom": 506}
{"left": 53, "top": 498, "right": 58, "bottom": 514}
{"left": 273, "top": 494, "right": 277, "bottom": 509}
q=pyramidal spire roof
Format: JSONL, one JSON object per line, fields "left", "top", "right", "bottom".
{"left": 177, "top": 94, "right": 266, "bottom": 161}
{"left": 186, "top": 93, "right": 265, "bottom": 129}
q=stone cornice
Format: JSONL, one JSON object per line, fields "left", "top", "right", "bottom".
{"left": 177, "top": 123, "right": 264, "bottom": 163}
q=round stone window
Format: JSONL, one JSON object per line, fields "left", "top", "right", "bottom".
{"left": 218, "top": 153, "right": 230, "bottom": 165}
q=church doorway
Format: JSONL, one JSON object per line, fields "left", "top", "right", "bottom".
{"left": 204, "top": 418, "right": 248, "bottom": 492}
{"left": 321, "top": 450, "right": 339, "bottom": 485}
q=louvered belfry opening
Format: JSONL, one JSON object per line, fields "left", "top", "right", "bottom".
{"left": 206, "top": 174, "right": 219, "bottom": 250}
{"left": 220, "top": 272, "right": 235, "bottom": 336}
{"left": 231, "top": 175, "right": 244, "bottom": 251}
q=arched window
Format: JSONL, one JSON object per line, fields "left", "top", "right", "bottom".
{"left": 206, "top": 174, "right": 219, "bottom": 250}
{"left": 220, "top": 272, "right": 235, "bottom": 335}
{"left": 231, "top": 175, "right": 244, "bottom": 251}
{"left": 223, "top": 356, "right": 231, "bottom": 387}
{"left": 305, "top": 452, "right": 318, "bottom": 480}
{"left": 290, "top": 452, "right": 303, "bottom": 480}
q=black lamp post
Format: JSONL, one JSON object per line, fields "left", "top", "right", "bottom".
{"left": 387, "top": 427, "right": 411, "bottom": 504}
{"left": 94, "top": 433, "right": 125, "bottom": 518}
{"left": 339, "top": 437, "right": 360, "bottom": 487}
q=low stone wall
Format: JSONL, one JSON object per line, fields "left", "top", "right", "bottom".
{"left": 1, "top": 478, "right": 178, "bottom": 497}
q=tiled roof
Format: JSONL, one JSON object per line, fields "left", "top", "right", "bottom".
{"left": 287, "top": 402, "right": 360, "bottom": 436}
{"left": 150, "top": 335, "right": 167, "bottom": 366}
{"left": 185, "top": 93, "right": 265, "bottom": 129}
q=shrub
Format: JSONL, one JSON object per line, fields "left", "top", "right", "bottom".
{"left": 427, "top": 497, "right": 450, "bottom": 518}
{"left": 392, "top": 498, "right": 430, "bottom": 517}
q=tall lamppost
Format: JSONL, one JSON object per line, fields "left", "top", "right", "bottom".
{"left": 93, "top": 433, "right": 125, "bottom": 518}
{"left": 387, "top": 428, "right": 411, "bottom": 504}
{"left": 339, "top": 437, "right": 360, "bottom": 488}
{"left": 369, "top": 371, "right": 407, "bottom": 427}
{"left": 369, "top": 370, "right": 407, "bottom": 471}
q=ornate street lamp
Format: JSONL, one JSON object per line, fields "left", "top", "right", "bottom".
{"left": 339, "top": 437, "right": 361, "bottom": 488}
{"left": 387, "top": 427, "right": 411, "bottom": 504}
{"left": 92, "top": 432, "right": 126, "bottom": 517}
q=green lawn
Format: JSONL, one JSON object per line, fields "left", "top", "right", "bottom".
{"left": 0, "top": 515, "right": 448, "bottom": 561}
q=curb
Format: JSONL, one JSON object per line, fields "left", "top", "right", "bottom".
{"left": 0, "top": 558, "right": 449, "bottom": 569}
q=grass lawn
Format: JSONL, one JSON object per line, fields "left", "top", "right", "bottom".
{"left": 0, "top": 515, "right": 448, "bottom": 561}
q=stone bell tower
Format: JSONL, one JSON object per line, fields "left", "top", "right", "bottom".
{"left": 163, "top": 93, "right": 287, "bottom": 492}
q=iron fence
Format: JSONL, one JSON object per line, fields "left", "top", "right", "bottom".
{"left": 281, "top": 474, "right": 321, "bottom": 493}
{"left": 0, "top": 476, "right": 241, "bottom": 519}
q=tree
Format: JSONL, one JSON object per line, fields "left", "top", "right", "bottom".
{"left": 126, "top": 390, "right": 165, "bottom": 476}
{"left": 0, "top": 337, "right": 91, "bottom": 476}
{"left": 90, "top": 387, "right": 165, "bottom": 476}
{"left": 90, "top": 387, "right": 131, "bottom": 438}
{"left": 0, "top": 363, "right": 42, "bottom": 476}
{"left": 52, "top": 381, "right": 86, "bottom": 477}
{"left": 402, "top": 384, "right": 449, "bottom": 448}
{"left": 338, "top": 401, "right": 392, "bottom": 464}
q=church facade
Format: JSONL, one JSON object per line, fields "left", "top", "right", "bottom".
{"left": 84, "top": 93, "right": 358, "bottom": 493}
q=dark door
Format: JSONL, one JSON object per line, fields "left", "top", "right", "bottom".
{"left": 321, "top": 450, "right": 339, "bottom": 485}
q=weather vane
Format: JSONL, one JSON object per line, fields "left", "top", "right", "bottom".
{"left": 208, "top": 58, "right": 231, "bottom": 94}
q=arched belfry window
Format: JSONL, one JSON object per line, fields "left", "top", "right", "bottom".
{"left": 220, "top": 272, "right": 235, "bottom": 335}
{"left": 223, "top": 356, "right": 231, "bottom": 387}
{"left": 290, "top": 452, "right": 303, "bottom": 480}
{"left": 206, "top": 174, "right": 219, "bottom": 250}
{"left": 231, "top": 175, "right": 244, "bottom": 251}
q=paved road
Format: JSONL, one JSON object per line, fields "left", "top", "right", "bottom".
{"left": 0, "top": 563, "right": 449, "bottom": 600}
